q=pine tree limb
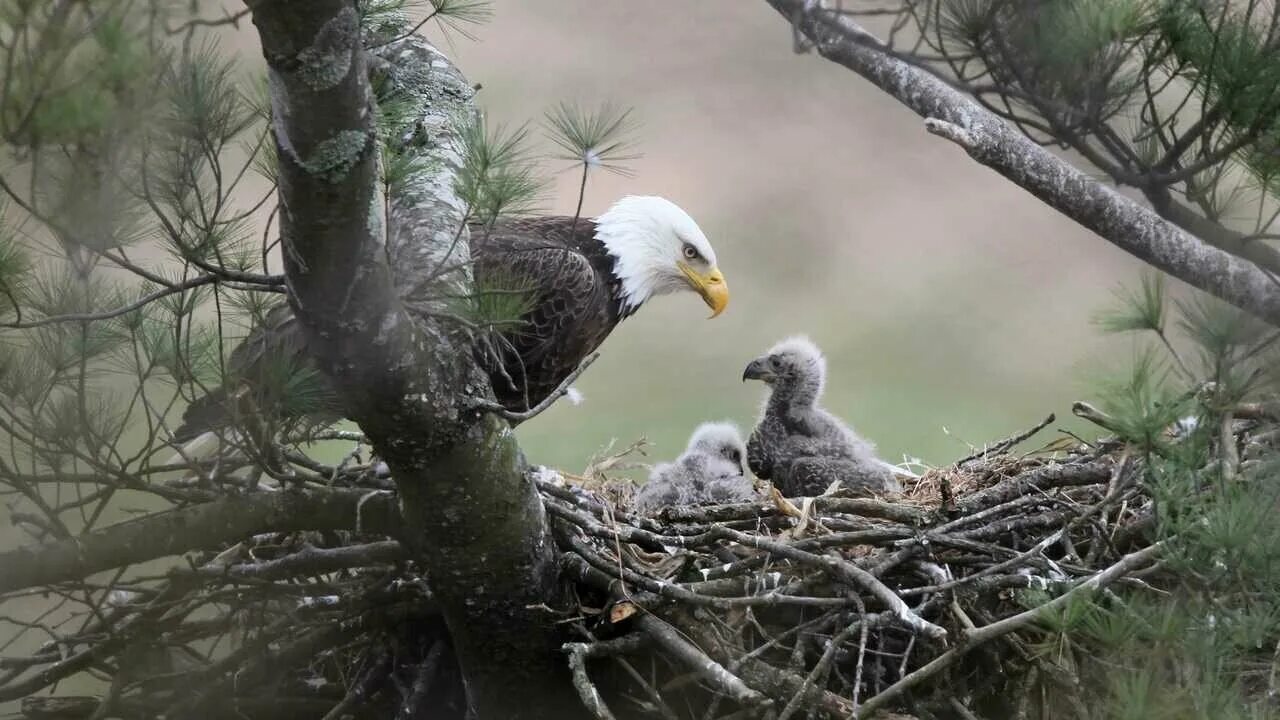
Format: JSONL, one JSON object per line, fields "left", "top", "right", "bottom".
{"left": 0, "top": 488, "right": 400, "bottom": 595}
{"left": 767, "top": 1, "right": 1280, "bottom": 328}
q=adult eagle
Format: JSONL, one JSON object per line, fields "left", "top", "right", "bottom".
{"left": 173, "top": 195, "right": 728, "bottom": 440}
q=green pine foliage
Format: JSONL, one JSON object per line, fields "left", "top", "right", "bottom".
{"left": 1017, "top": 279, "right": 1280, "bottom": 719}
{"left": 1094, "top": 271, "right": 1167, "bottom": 335}
{"left": 359, "top": 0, "right": 493, "bottom": 47}
{"left": 455, "top": 115, "right": 544, "bottom": 224}
{"left": 0, "top": 203, "right": 30, "bottom": 317}
{"left": 544, "top": 101, "right": 641, "bottom": 177}
{"left": 918, "top": 0, "right": 1280, "bottom": 240}
{"left": 0, "top": 2, "right": 265, "bottom": 482}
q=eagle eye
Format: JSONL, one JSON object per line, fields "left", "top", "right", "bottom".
{"left": 768, "top": 356, "right": 782, "bottom": 370}
{"left": 682, "top": 244, "right": 700, "bottom": 260}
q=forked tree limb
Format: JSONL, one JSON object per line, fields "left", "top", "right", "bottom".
{"left": 766, "top": 0, "right": 1280, "bottom": 328}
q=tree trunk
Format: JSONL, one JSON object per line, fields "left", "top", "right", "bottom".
{"left": 247, "top": 3, "right": 583, "bottom": 715}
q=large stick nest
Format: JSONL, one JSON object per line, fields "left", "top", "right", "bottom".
{"left": 537, "top": 417, "right": 1157, "bottom": 719}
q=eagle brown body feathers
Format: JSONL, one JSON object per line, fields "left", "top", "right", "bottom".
{"left": 174, "top": 216, "right": 632, "bottom": 440}
{"left": 470, "top": 216, "right": 633, "bottom": 413}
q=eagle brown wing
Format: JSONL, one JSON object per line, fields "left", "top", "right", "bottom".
{"left": 470, "top": 216, "right": 624, "bottom": 414}
{"left": 174, "top": 215, "right": 623, "bottom": 439}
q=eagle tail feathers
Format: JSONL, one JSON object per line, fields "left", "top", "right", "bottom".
{"left": 172, "top": 389, "right": 232, "bottom": 444}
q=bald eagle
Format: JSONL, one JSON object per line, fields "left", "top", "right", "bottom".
{"left": 634, "top": 421, "right": 757, "bottom": 514}
{"left": 173, "top": 195, "right": 728, "bottom": 440}
{"left": 742, "top": 337, "right": 898, "bottom": 497}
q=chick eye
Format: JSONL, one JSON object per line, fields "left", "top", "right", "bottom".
{"left": 768, "top": 356, "right": 782, "bottom": 370}
{"left": 728, "top": 449, "right": 741, "bottom": 463}
{"left": 682, "top": 244, "right": 699, "bottom": 260}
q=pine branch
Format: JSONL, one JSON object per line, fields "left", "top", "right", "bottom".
{"left": 1, "top": 274, "right": 220, "bottom": 329}
{"left": 769, "top": 0, "right": 1280, "bottom": 328}
{"left": 0, "top": 488, "right": 400, "bottom": 595}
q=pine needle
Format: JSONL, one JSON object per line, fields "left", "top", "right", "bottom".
{"left": 544, "top": 101, "right": 641, "bottom": 177}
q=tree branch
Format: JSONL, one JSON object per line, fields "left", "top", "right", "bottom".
{"left": 771, "top": 1, "right": 1280, "bottom": 327}
{"left": 0, "top": 487, "right": 400, "bottom": 595}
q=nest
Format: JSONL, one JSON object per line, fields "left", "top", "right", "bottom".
{"left": 16, "top": 412, "right": 1270, "bottom": 720}
{"left": 535, "top": 419, "right": 1160, "bottom": 719}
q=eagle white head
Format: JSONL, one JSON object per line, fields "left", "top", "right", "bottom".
{"left": 595, "top": 195, "right": 728, "bottom": 317}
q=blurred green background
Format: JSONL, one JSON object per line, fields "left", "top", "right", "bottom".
{"left": 432, "top": 1, "right": 1140, "bottom": 475}
{"left": 4, "top": 0, "right": 1150, "bottom": 486}
{"left": 143, "top": 0, "right": 1150, "bottom": 478}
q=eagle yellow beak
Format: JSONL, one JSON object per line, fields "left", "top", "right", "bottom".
{"left": 679, "top": 262, "right": 729, "bottom": 318}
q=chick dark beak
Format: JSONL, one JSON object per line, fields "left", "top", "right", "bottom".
{"left": 742, "top": 358, "right": 772, "bottom": 383}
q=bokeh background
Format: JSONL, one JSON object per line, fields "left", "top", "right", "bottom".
{"left": 434, "top": 1, "right": 1142, "bottom": 475}
{"left": 5, "top": 1, "right": 1154, "bottom": 486}
{"left": 161, "top": 0, "right": 1153, "bottom": 478}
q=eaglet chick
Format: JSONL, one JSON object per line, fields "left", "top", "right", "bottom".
{"left": 633, "top": 422, "right": 758, "bottom": 514}
{"left": 742, "top": 336, "right": 899, "bottom": 497}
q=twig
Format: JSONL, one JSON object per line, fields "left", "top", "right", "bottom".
{"left": 850, "top": 595, "right": 870, "bottom": 710}
{"left": 320, "top": 651, "right": 392, "bottom": 720}
{"left": 955, "top": 460, "right": 1112, "bottom": 514}
{"left": 949, "top": 697, "right": 984, "bottom": 720}
{"left": 472, "top": 353, "right": 600, "bottom": 423}
{"left": 1071, "top": 401, "right": 1124, "bottom": 435}
{"left": 166, "top": 6, "right": 253, "bottom": 34}
{"left": 714, "top": 527, "right": 947, "bottom": 640}
{"left": 636, "top": 614, "right": 770, "bottom": 709}
{"left": 561, "top": 634, "right": 649, "bottom": 720}
{"left": 565, "top": 643, "right": 618, "bottom": 720}
{"left": 956, "top": 414, "right": 1056, "bottom": 466}
{"left": 1, "top": 275, "right": 220, "bottom": 329}
{"left": 365, "top": 8, "right": 443, "bottom": 50}
{"left": 923, "top": 117, "right": 979, "bottom": 148}
{"left": 899, "top": 530, "right": 1063, "bottom": 597}
{"left": 1220, "top": 411, "right": 1239, "bottom": 480}
{"left": 777, "top": 613, "right": 861, "bottom": 720}
{"left": 854, "top": 541, "right": 1164, "bottom": 718}
{"left": 396, "top": 639, "right": 447, "bottom": 720}
{"left": 185, "top": 541, "right": 405, "bottom": 581}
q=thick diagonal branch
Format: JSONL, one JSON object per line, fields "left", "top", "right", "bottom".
{"left": 769, "top": 0, "right": 1280, "bottom": 327}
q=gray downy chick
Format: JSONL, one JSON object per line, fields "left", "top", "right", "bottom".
{"left": 742, "top": 336, "right": 899, "bottom": 497}
{"left": 634, "top": 421, "right": 757, "bottom": 514}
